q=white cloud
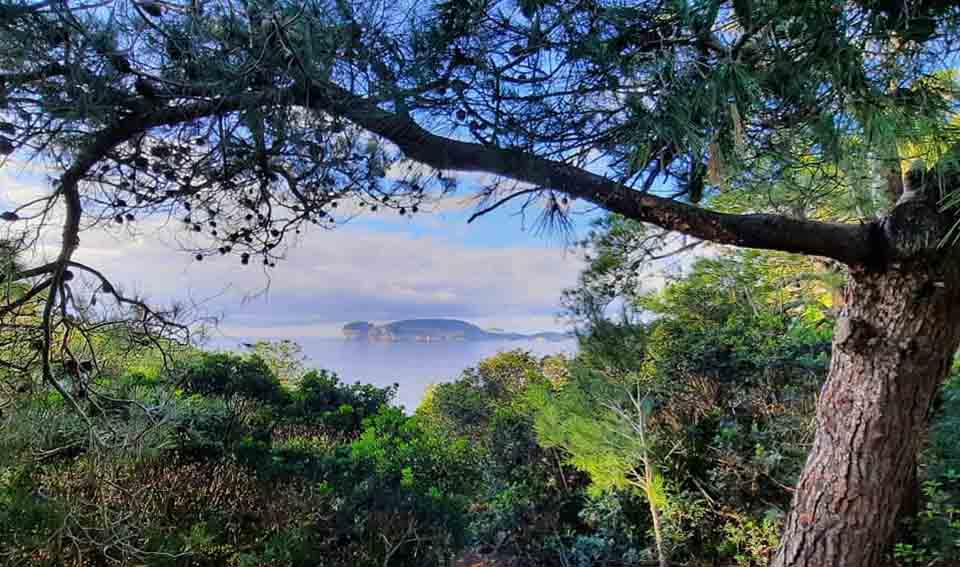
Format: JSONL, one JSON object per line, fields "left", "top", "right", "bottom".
{"left": 3, "top": 160, "right": 587, "bottom": 340}
{"left": 57, "top": 209, "right": 584, "bottom": 337}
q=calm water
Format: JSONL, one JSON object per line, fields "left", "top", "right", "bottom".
{"left": 238, "top": 338, "right": 578, "bottom": 410}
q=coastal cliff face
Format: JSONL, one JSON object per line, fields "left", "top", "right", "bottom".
{"left": 342, "top": 319, "right": 481, "bottom": 342}
{"left": 342, "top": 321, "right": 374, "bottom": 340}
{"left": 341, "top": 319, "right": 571, "bottom": 343}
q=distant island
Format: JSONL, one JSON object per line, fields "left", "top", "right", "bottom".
{"left": 342, "top": 319, "right": 571, "bottom": 343}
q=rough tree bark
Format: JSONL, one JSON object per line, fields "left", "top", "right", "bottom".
{"left": 771, "top": 179, "right": 960, "bottom": 567}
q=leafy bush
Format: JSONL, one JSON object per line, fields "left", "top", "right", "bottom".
{"left": 0, "top": 250, "right": 861, "bottom": 567}
{"left": 0, "top": 467, "right": 66, "bottom": 564}
{"left": 717, "top": 510, "right": 784, "bottom": 566}
{"left": 419, "top": 351, "right": 592, "bottom": 561}
{"left": 287, "top": 369, "right": 396, "bottom": 434}
{"left": 896, "top": 369, "right": 960, "bottom": 564}
{"left": 178, "top": 352, "right": 286, "bottom": 403}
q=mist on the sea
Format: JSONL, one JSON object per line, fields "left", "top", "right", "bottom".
{"left": 219, "top": 337, "right": 578, "bottom": 410}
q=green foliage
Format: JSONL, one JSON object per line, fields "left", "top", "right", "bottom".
{"left": 178, "top": 351, "right": 286, "bottom": 404}
{"left": 11, "top": 260, "right": 949, "bottom": 567}
{"left": 896, "top": 369, "right": 960, "bottom": 564}
{"left": 542, "top": 245, "right": 833, "bottom": 563}
{"left": 638, "top": 251, "right": 833, "bottom": 383}
{"left": 418, "top": 351, "right": 592, "bottom": 559}
{"left": 0, "top": 241, "right": 846, "bottom": 567}
{"left": 16, "top": 220, "right": 960, "bottom": 567}
{"left": 717, "top": 510, "right": 784, "bottom": 566}
{"left": 562, "top": 215, "right": 669, "bottom": 320}
{"left": 245, "top": 340, "right": 307, "bottom": 388}
{"left": 531, "top": 368, "right": 649, "bottom": 495}
{"left": 350, "top": 407, "right": 480, "bottom": 497}
{"left": 0, "top": 331, "right": 477, "bottom": 567}
{"left": 288, "top": 368, "right": 396, "bottom": 433}
{"left": 419, "top": 350, "right": 544, "bottom": 433}
{"left": 0, "top": 467, "right": 66, "bottom": 563}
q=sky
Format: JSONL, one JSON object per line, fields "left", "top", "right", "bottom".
{"left": 1, "top": 161, "right": 594, "bottom": 343}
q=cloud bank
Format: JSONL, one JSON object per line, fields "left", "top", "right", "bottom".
{"left": 2, "top": 164, "right": 586, "bottom": 341}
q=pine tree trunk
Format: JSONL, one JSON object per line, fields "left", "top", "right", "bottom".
{"left": 772, "top": 254, "right": 960, "bottom": 567}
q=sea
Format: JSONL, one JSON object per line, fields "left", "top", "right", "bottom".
{"left": 219, "top": 337, "right": 578, "bottom": 411}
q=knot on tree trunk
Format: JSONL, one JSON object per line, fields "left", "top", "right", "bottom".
{"left": 881, "top": 159, "right": 960, "bottom": 262}
{"left": 882, "top": 199, "right": 950, "bottom": 259}
{"left": 835, "top": 316, "right": 879, "bottom": 354}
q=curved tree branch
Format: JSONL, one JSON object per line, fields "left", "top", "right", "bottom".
{"left": 467, "top": 188, "right": 544, "bottom": 224}
{"left": 33, "top": 89, "right": 284, "bottom": 404}
{"left": 0, "top": 278, "right": 51, "bottom": 318}
{"left": 67, "top": 261, "right": 189, "bottom": 334}
{"left": 302, "top": 80, "right": 877, "bottom": 266}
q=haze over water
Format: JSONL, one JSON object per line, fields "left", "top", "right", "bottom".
{"left": 220, "top": 337, "right": 578, "bottom": 410}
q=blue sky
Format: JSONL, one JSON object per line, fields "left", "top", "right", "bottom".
{"left": 2, "top": 163, "right": 594, "bottom": 341}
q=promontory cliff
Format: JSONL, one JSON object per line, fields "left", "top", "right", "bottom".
{"left": 342, "top": 319, "right": 569, "bottom": 343}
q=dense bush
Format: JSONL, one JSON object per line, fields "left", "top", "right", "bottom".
{"left": 178, "top": 352, "right": 286, "bottom": 404}
{"left": 287, "top": 369, "right": 397, "bottom": 434}
{"left": 419, "top": 351, "right": 595, "bottom": 562}
{"left": 895, "top": 367, "right": 960, "bottom": 565}
{"left": 529, "top": 251, "right": 832, "bottom": 566}
{"left": 0, "top": 343, "right": 473, "bottom": 567}
{"left": 4, "top": 250, "right": 960, "bottom": 567}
